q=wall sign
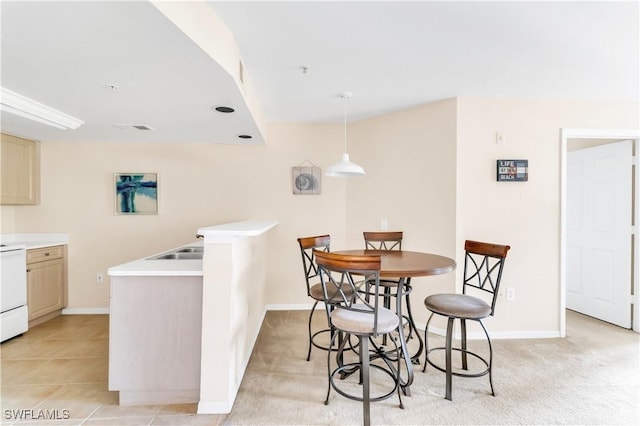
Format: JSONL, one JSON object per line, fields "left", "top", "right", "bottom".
{"left": 292, "top": 165, "right": 321, "bottom": 194}
{"left": 497, "top": 159, "right": 528, "bottom": 182}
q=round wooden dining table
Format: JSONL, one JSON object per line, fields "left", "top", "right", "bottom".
{"left": 334, "top": 249, "right": 456, "bottom": 278}
{"left": 332, "top": 249, "right": 456, "bottom": 395}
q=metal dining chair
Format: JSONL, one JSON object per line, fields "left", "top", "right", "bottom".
{"left": 362, "top": 231, "right": 404, "bottom": 305}
{"left": 363, "top": 231, "right": 403, "bottom": 251}
{"left": 296, "top": 235, "right": 335, "bottom": 361}
{"left": 315, "top": 250, "right": 404, "bottom": 426}
{"left": 422, "top": 240, "right": 510, "bottom": 400}
{"left": 363, "top": 231, "right": 404, "bottom": 298}
{"left": 362, "top": 231, "right": 415, "bottom": 348}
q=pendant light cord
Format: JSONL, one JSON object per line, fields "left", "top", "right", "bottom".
{"left": 343, "top": 95, "right": 347, "bottom": 154}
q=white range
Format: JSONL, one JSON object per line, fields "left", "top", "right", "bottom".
{"left": 1, "top": 243, "right": 27, "bottom": 342}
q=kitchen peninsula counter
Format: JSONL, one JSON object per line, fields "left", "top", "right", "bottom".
{"left": 107, "top": 241, "right": 203, "bottom": 277}
{"left": 196, "top": 219, "right": 278, "bottom": 414}
{"left": 107, "top": 219, "right": 278, "bottom": 277}
{"left": 107, "top": 220, "right": 278, "bottom": 408}
{"left": 108, "top": 250, "right": 204, "bottom": 406}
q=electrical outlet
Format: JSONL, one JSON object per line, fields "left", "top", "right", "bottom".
{"left": 381, "top": 218, "right": 388, "bottom": 230}
{"left": 506, "top": 287, "right": 515, "bottom": 301}
{"left": 97, "top": 273, "right": 104, "bottom": 284}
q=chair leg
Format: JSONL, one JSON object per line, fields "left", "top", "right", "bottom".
{"left": 460, "top": 318, "right": 468, "bottom": 370}
{"left": 324, "top": 327, "right": 338, "bottom": 405}
{"left": 360, "top": 336, "right": 370, "bottom": 426}
{"left": 403, "top": 283, "right": 422, "bottom": 357}
{"left": 422, "top": 312, "right": 435, "bottom": 373}
{"left": 383, "top": 286, "right": 391, "bottom": 310}
{"left": 307, "top": 301, "right": 319, "bottom": 361}
{"left": 479, "top": 320, "right": 495, "bottom": 396}
{"left": 445, "top": 317, "right": 455, "bottom": 401}
{"left": 394, "top": 333, "right": 405, "bottom": 410}
{"left": 382, "top": 286, "right": 391, "bottom": 345}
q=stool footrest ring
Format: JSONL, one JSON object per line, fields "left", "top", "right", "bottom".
{"left": 311, "top": 328, "right": 340, "bottom": 352}
{"left": 330, "top": 362, "right": 399, "bottom": 403}
{"left": 425, "top": 346, "right": 490, "bottom": 378}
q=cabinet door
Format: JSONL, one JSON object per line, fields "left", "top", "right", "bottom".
{"left": 27, "top": 258, "right": 65, "bottom": 320}
{"left": 1, "top": 133, "right": 38, "bottom": 205}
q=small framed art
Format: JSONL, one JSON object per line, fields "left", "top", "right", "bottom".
{"left": 292, "top": 166, "right": 321, "bottom": 195}
{"left": 496, "top": 160, "right": 528, "bottom": 182}
{"left": 114, "top": 173, "right": 158, "bottom": 214}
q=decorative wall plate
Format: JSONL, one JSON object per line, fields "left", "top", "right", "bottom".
{"left": 292, "top": 166, "right": 321, "bottom": 195}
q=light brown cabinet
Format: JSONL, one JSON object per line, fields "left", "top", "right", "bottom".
{"left": 1, "top": 132, "right": 39, "bottom": 205}
{"left": 26, "top": 245, "right": 67, "bottom": 326}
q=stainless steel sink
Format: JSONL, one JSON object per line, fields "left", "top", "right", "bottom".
{"left": 175, "top": 247, "right": 204, "bottom": 253}
{"left": 147, "top": 252, "right": 203, "bottom": 260}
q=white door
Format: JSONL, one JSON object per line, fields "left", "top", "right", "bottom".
{"left": 567, "top": 140, "right": 632, "bottom": 328}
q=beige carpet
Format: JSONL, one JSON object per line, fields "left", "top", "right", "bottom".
{"left": 2, "top": 311, "right": 637, "bottom": 425}
{"left": 224, "top": 310, "right": 640, "bottom": 425}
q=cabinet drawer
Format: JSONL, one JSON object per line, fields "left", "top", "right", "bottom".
{"left": 27, "top": 245, "right": 64, "bottom": 263}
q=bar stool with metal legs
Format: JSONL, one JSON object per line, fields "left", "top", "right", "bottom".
{"left": 362, "top": 231, "right": 407, "bottom": 348}
{"left": 296, "top": 235, "right": 334, "bottom": 361}
{"left": 315, "top": 250, "right": 404, "bottom": 426}
{"left": 422, "top": 240, "right": 510, "bottom": 400}
{"left": 362, "top": 231, "right": 404, "bottom": 305}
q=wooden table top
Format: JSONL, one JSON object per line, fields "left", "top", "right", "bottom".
{"left": 332, "top": 250, "right": 456, "bottom": 278}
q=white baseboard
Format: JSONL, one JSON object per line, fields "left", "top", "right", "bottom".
{"left": 62, "top": 307, "right": 110, "bottom": 315}
{"left": 489, "top": 330, "right": 561, "bottom": 339}
{"left": 270, "top": 305, "right": 561, "bottom": 340}
{"left": 197, "top": 400, "right": 233, "bottom": 415}
{"left": 422, "top": 324, "right": 561, "bottom": 340}
{"left": 60, "top": 304, "right": 561, "bottom": 339}
{"left": 266, "top": 303, "right": 321, "bottom": 311}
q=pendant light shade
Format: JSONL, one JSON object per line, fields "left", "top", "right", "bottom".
{"left": 326, "top": 92, "right": 365, "bottom": 177}
{"left": 326, "top": 153, "right": 366, "bottom": 176}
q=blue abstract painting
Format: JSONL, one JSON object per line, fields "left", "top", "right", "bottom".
{"left": 115, "top": 173, "right": 158, "bottom": 214}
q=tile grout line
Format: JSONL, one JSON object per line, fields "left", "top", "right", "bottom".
{"left": 79, "top": 405, "right": 101, "bottom": 425}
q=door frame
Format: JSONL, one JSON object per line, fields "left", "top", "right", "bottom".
{"left": 560, "top": 128, "right": 640, "bottom": 336}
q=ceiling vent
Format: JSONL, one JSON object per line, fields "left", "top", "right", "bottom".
{"left": 114, "top": 124, "right": 154, "bottom": 131}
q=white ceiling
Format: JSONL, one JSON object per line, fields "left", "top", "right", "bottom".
{"left": 1, "top": 1, "right": 638, "bottom": 144}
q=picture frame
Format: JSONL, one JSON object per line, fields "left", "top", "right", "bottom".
{"left": 292, "top": 166, "right": 321, "bottom": 195}
{"left": 496, "top": 159, "right": 528, "bottom": 182}
{"left": 114, "top": 173, "right": 158, "bottom": 214}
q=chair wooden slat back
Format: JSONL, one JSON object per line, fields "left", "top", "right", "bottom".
{"left": 363, "top": 231, "right": 403, "bottom": 251}
{"left": 314, "top": 250, "right": 383, "bottom": 335}
{"left": 297, "top": 235, "right": 331, "bottom": 297}
{"left": 462, "top": 240, "right": 511, "bottom": 315}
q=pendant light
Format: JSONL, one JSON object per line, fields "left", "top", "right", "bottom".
{"left": 325, "top": 92, "right": 365, "bottom": 177}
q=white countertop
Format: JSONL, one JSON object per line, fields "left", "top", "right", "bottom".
{"left": 0, "top": 233, "right": 69, "bottom": 250}
{"left": 108, "top": 240, "right": 204, "bottom": 277}
{"left": 108, "top": 221, "right": 278, "bottom": 277}
{"left": 197, "top": 220, "right": 278, "bottom": 237}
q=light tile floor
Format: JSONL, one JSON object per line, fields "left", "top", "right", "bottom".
{"left": 3, "top": 310, "right": 639, "bottom": 425}
{"left": 0, "top": 315, "right": 223, "bottom": 425}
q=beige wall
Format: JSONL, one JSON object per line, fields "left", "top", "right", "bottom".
{"left": 2, "top": 97, "right": 638, "bottom": 337}
{"left": 1, "top": 122, "right": 348, "bottom": 309}
{"left": 347, "top": 98, "right": 459, "bottom": 320}
{"left": 456, "top": 98, "right": 638, "bottom": 335}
